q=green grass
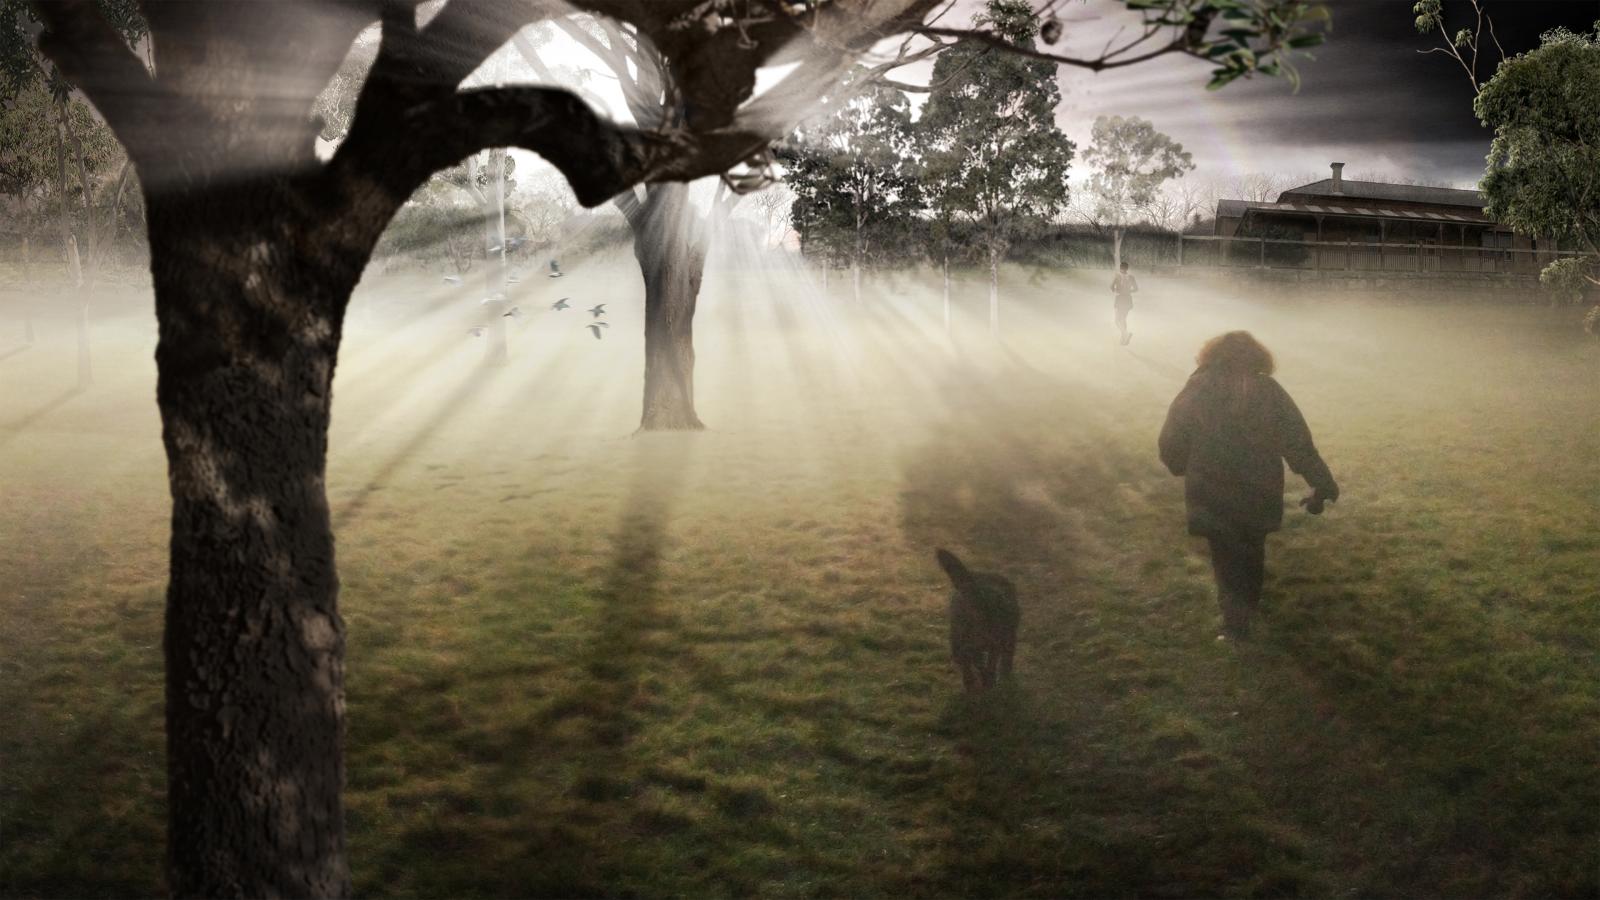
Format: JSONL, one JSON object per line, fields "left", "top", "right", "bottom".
{"left": 2, "top": 265, "right": 1597, "bottom": 898}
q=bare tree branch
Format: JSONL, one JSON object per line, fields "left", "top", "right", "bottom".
{"left": 915, "top": 24, "right": 1186, "bottom": 71}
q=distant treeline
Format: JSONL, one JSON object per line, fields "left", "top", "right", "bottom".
{"left": 1, "top": 210, "right": 1197, "bottom": 280}
{"left": 797, "top": 219, "right": 1191, "bottom": 272}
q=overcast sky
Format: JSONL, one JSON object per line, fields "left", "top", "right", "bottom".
{"left": 1025, "top": 0, "right": 1600, "bottom": 189}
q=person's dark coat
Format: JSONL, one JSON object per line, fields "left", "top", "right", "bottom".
{"left": 1158, "top": 369, "right": 1338, "bottom": 537}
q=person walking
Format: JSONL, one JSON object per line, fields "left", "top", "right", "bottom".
{"left": 1111, "top": 260, "right": 1138, "bottom": 345}
{"left": 1158, "top": 331, "right": 1339, "bottom": 640}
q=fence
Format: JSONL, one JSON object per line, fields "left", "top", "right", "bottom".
{"left": 1176, "top": 234, "right": 1585, "bottom": 276}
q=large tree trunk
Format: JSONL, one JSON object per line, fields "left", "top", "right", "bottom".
{"left": 1112, "top": 227, "right": 1123, "bottom": 270}
{"left": 631, "top": 182, "right": 706, "bottom": 431}
{"left": 148, "top": 191, "right": 354, "bottom": 898}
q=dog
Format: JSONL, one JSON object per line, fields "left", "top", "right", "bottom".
{"left": 936, "top": 549, "right": 1020, "bottom": 692}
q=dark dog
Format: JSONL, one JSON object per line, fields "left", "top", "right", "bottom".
{"left": 936, "top": 549, "right": 1020, "bottom": 692}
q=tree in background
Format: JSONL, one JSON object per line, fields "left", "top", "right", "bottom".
{"left": 1418, "top": 2, "right": 1600, "bottom": 329}
{"left": 1473, "top": 23, "right": 1600, "bottom": 333}
{"left": 784, "top": 145, "right": 851, "bottom": 282}
{"left": 2, "top": 0, "right": 140, "bottom": 277}
{"left": 510, "top": 167, "right": 577, "bottom": 254}
{"left": 1080, "top": 114, "right": 1194, "bottom": 268}
{"left": 749, "top": 182, "right": 794, "bottom": 249}
{"left": 786, "top": 75, "right": 923, "bottom": 304}
{"left": 520, "top": 17, "right": 742, "bottom": 430}
{"left": 2, "top": 0, "right": 141, "bottom": 385}
{"left": 925, "top": 169, "right": 968, "bottom": 335}
{"left": 1144, "top": 178, "right": 1213, "bottom": 234}
{"left": 919, "top": 0, "right": 1074, "bottom": 335}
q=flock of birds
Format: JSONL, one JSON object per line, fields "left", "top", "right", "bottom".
{"left": 452, "top": 259, "right": 613, "bottom": 342}
{"left": 551, "top": 298, "right": 610, "bottom": 339}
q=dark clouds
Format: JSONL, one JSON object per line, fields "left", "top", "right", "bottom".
{"left": 1046, "top": 0, "right": 1600, "bottom": 185}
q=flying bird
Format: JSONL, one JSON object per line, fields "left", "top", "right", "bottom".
{"left": 503, "top": 306, "right": 522, "bottom": 319}
{"left": 586, "top": 322, "right": 610, "bottom": 340}
{"left": 587, "top": 304, "right": 606, "bottom": 318}
{"left": 467, "top": 327, "right": 486, "bottom": 338}
{"left": 442, "top": 274, "right": 462, "bottom": 285}
{"left": 551, "top": 298, "right": 570, "bottom": 311}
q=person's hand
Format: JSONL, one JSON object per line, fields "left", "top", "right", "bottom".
{"left": 1292, "top": 490, "right": 1331, "bottom": 512}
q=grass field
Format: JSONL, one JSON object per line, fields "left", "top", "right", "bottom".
{"left": 2, "top": 257, "right": 1597, "bottom": 898}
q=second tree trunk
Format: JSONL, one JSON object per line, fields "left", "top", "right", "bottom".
{"left": 632, "top": 183, "right": 707, "bottom": 431}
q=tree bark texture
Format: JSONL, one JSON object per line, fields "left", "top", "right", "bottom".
{"left": 148, "top": 184, "right": 359, "bottom": 899}
{"left": 631, "top": 182, "right": 706, "bottom": 431}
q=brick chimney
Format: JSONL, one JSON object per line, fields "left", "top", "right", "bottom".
{"left": 1331, "top": 162, "right": 1345, "bottom": 194}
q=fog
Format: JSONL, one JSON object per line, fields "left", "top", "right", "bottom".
{"left": 5, "top": 236, "right": 1597, "bottom": 896}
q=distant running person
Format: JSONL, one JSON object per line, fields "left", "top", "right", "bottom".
{"left": 1158, "top": 331, "right": 1339, "bottom": 641}
{"left": 1111, "top": 260, "right": 1138, "bottom": 345}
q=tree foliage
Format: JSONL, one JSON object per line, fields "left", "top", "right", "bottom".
{"left": 1474, "top": 23, "right": 1600, "bottom": 318}
{"left": 785, "top": 75, "right": 923, "bottom": 270}
{"left": 1, "top": 0, "right": 142, "bottom": 265}
{"left": 1475, "top": 25, "right": 1600, "bottom": 256}
{"left": 919, "top": 0, "right": 1075, "bottom": 264}
{"left": 1080, "top": 114, "right": 1193, "bottom": 263}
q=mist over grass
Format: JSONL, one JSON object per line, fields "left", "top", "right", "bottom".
{"left": 2, "top": 258, "right": 1596, "bottom": 897}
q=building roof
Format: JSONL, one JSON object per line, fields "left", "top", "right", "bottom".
{"left": 1217, "top": 199, "right": 1251, "bottom": 218}
{"left": 1279, "top": 179, "right": 1483, "bottom": 208}
{"left": 1232, "top": 200, "right": 1492, "bottom": 225}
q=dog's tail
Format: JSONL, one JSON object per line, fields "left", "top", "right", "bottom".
{"left": 936, "top": 548, "right": 979, "bottom": 594}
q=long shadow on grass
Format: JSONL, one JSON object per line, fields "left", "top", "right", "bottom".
{"left": 332, "top": 361, "right": 500, "bottom": 529}
{"left": 894, "top": 364, "right": 1323, "bottom": 898}
{"left": 893, "top": 364, "right": 1116, "bottom": 896}
{"left": 1252, "top": 515, "right": 1600, "bottom": 897}
{"left": 0, "top": 386, "right": 83, "bottom": 450}
{"left": 353, "top": 432, "right": 704, "bottom": 890}
{"left": 355, "top": 433, "right": 812, "bottom": 896}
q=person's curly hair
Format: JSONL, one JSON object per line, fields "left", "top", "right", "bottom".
{"left": 1196, "top": 330, "right": 1275, "bottom": 375}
